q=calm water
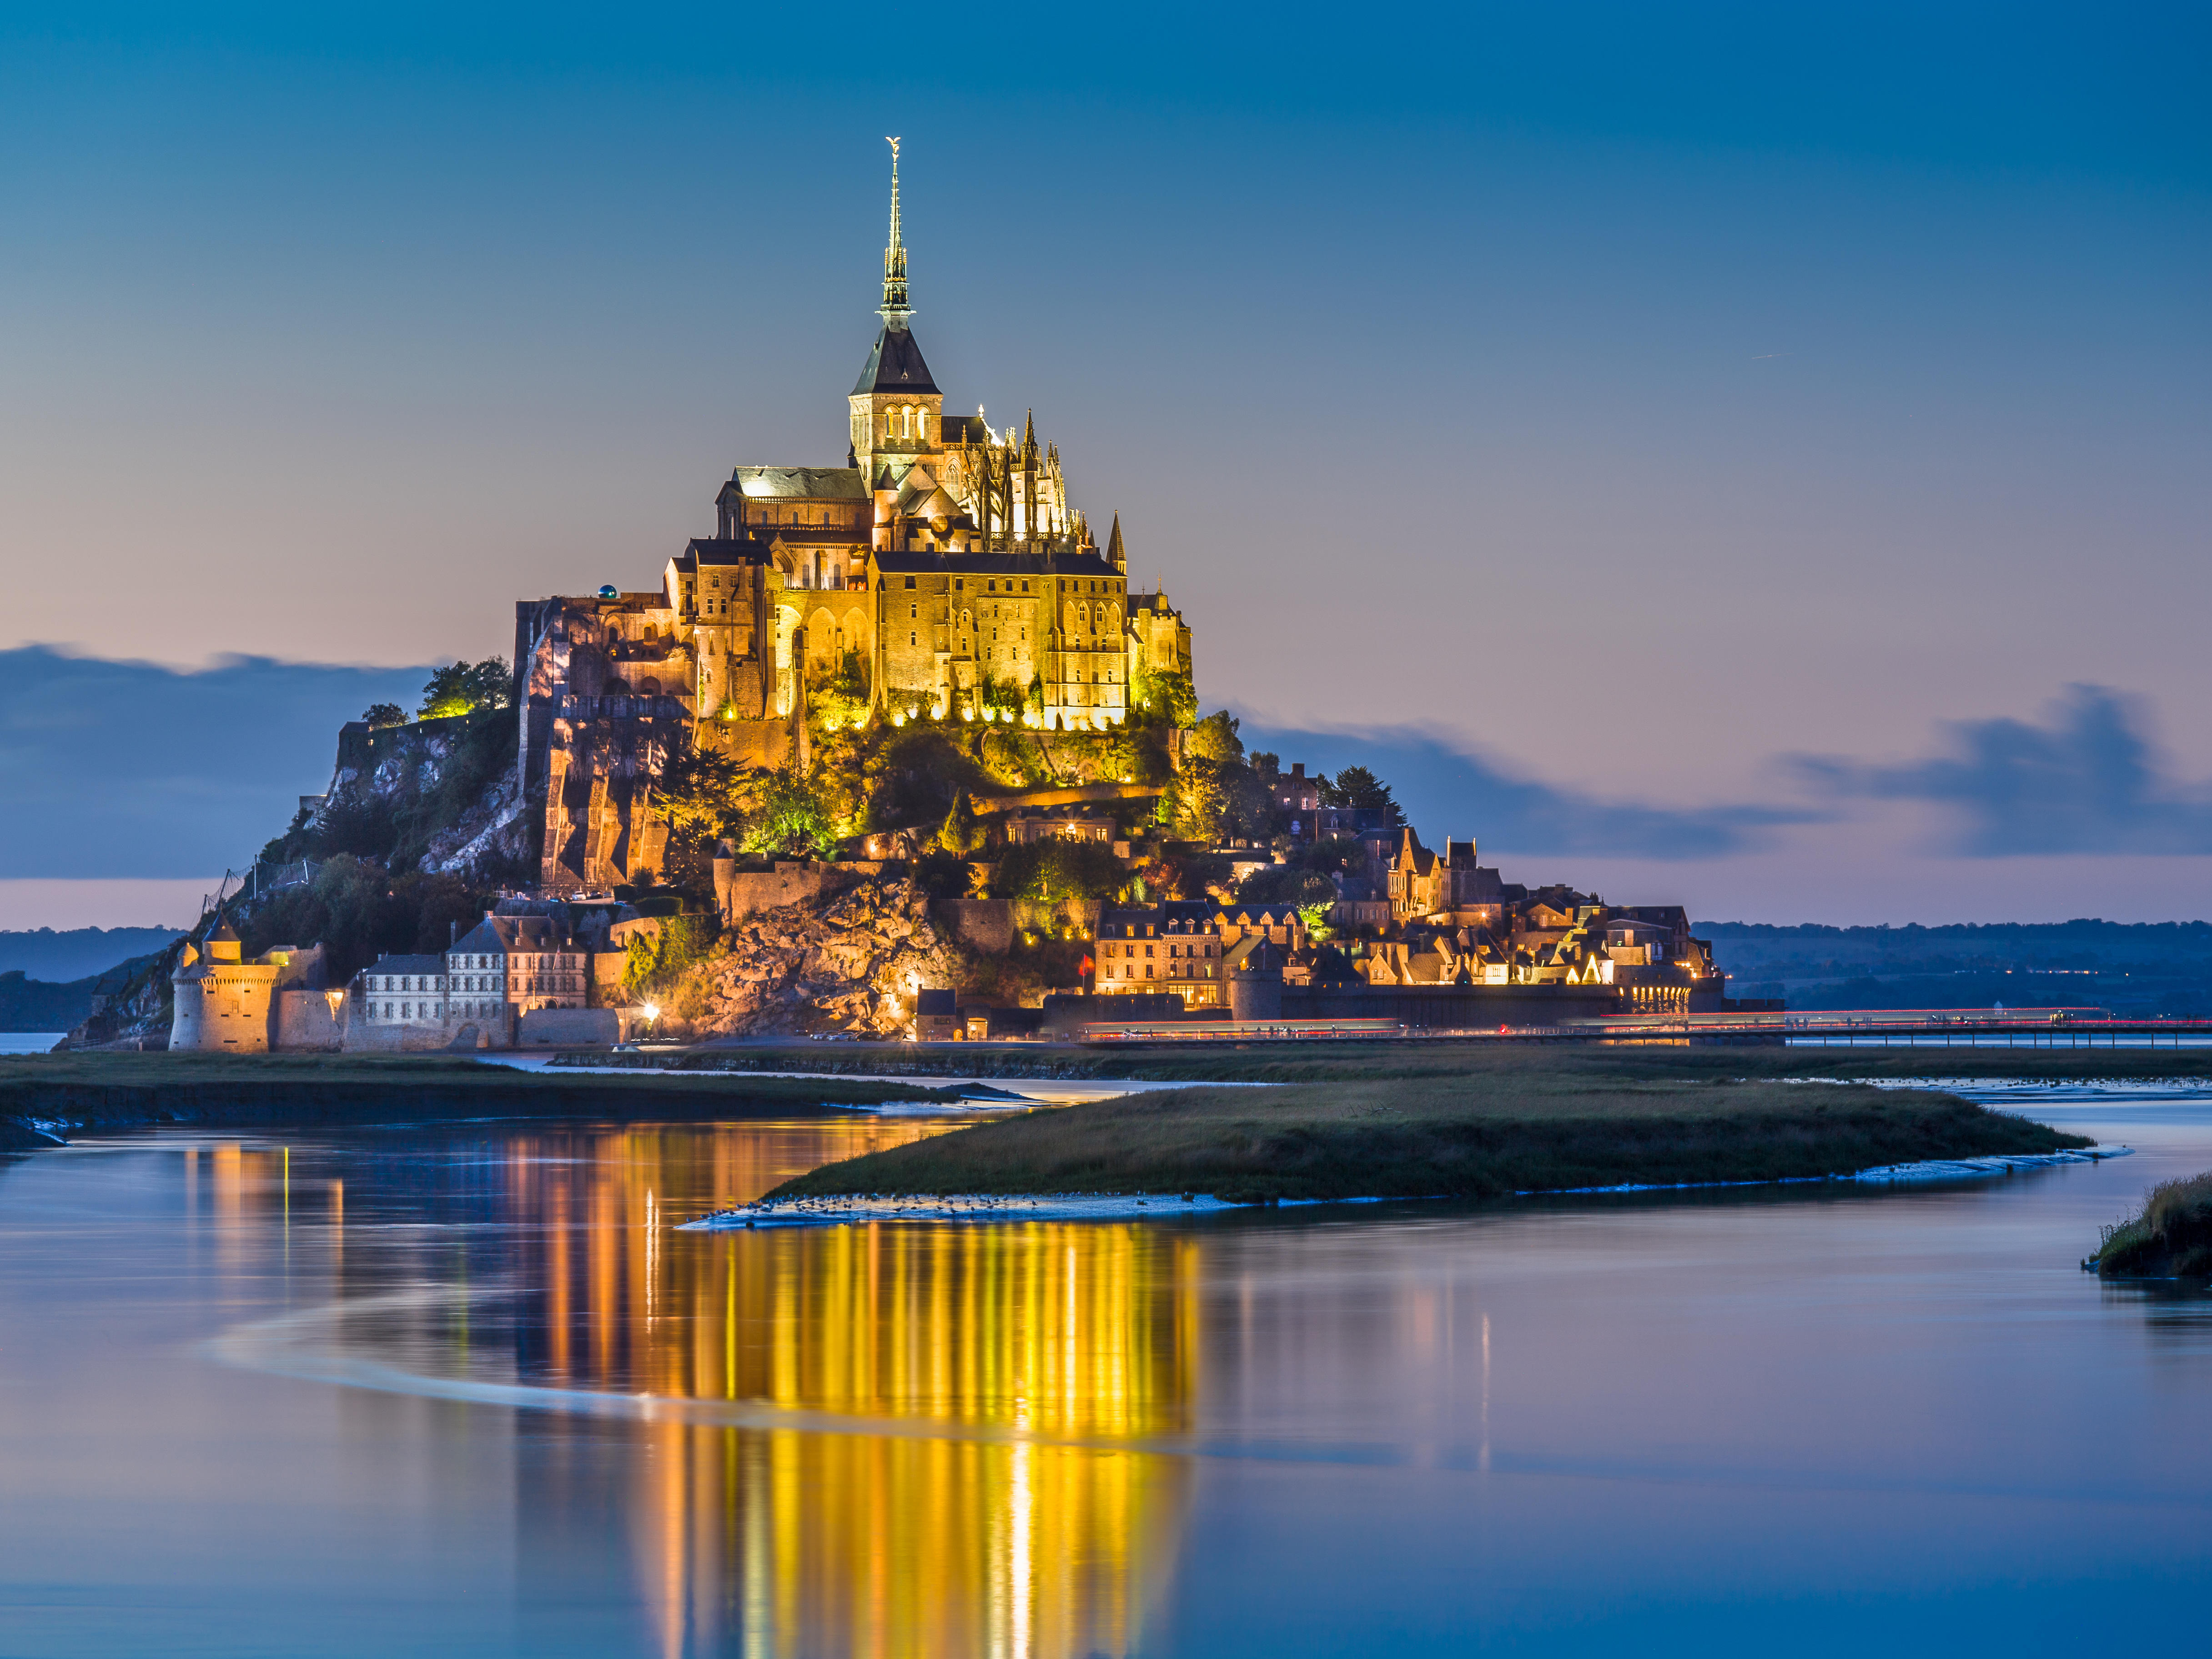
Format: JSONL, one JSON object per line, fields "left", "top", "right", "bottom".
{"left": 1, "top": 1086, "right": 2208, "bottom": 1657}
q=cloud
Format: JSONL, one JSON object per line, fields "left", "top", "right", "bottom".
{"left": 1793, "top": 684, "right": 2212, "bottom": 855}
{"left": 1232, "top": 715, "right": 1816, "bottom": 859}
{"left": 0, "top": 646, "right": 429, "bottom": 878}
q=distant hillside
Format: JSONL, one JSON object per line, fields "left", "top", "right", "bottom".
{"left": 0, "top": 952, "right": 168, "bottom": 1033}
{"left": 0, "top": 927, "right": 184, "bottom": 984}
{"left": 1703, "top": 920, "right": 2212, "bottom": 1017}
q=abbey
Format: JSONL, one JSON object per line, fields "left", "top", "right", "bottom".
{"left": 521, "top": 142, "right": 1191, "bottom": 894}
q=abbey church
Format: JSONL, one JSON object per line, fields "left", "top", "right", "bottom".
{"left": 519, "top": 143, "right": 1193, "bottom": 894}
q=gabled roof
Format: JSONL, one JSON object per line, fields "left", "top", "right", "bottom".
{"left": 853, "top": 325, "right": 940, "bottom": 395}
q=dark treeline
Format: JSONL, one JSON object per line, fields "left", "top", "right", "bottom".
{"left": 1705, "top": 920, "right": 2212, "bottom": 1016}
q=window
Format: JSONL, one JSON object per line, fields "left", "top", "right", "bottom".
{"left": 909, "top": 603, "right": 917, "bottom": 618}
{"left": 904, "top": 576, "right": 916, "bottom": 589}
{"left": 910, "top": 632, "right": 917, "bottom": 646}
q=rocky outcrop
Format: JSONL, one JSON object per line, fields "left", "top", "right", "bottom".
{"left": 422, "top": 767, "right": 533, "bottom": 875}
{"left": 670, "top": 878, "right": 967, "bottom": 1038}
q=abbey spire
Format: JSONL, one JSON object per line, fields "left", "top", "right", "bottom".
{"left": 880, "top": 136, "right": 911, "bottom": 329}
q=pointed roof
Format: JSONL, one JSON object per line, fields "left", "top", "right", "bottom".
{"left": 1105, "top": 513, "right": 1125, "bottom": 567}
{"left": 853, "top": 325, "right": 939, "bottom": 395}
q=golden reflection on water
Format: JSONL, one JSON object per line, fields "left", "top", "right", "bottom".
{"left": 206, "top": 1123, "right": 1201, "bottom": 1658}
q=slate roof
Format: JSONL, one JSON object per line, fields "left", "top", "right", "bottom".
{"left": 872, "top": 547, "right": 1124, "bottom": 579}
{"left": 853, "top": 325, "right": 940, "bottom": 395}
{"left": 451, "top": 916, "right": 579, "bottom": 957}
{"left": 368, "top": 954, "right": 446, "bottom": 977}
{"left": 731, "top": 466, "right": 867, "bottom": 501}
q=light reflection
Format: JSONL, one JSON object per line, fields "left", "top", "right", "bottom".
{"left": 221, "top": 1123, "right": 1199, "bottom": 1659}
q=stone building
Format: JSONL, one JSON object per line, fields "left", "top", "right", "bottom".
{"left": 1093, "top": 901, "right": 1227, "bottom": 1010}
{"left": 520, "top": 141, "right": 1198, "bottom": 894}
{"left": 353, "top": 913, "right": 598, "bottom": 1049}
{"left": 170, "top": 925, "right": 335, "bottom": 1052}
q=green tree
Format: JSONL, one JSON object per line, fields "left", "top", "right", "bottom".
{"left": 1185, "top": 709, "right": 1244, "bottom": 764}
{"left": 419, "top": 657, "right": 513, "bottom": 720}
{"left": 991, "top": 839, "right": 1127, "bottom": 903}
{"left": 1132, "top": 668, "right": 1196, "bottom": 728}
{"left": 653, "top": 747, "right": 748, "bottom": 843}
{"left": 937, "top": 790, "right": 982, "bottom": 855}
{"left": 1235, "top": 865, "right": 1338, "bottom": 907}
{"left": 1320, "top": 764, "right": 1403, "bottom": 825}
{"left": 740, "top": 769, "right": 840, "bottom": 859}
{"left": 362, "top": 702, "right": 406, "bottom": 729}
{"left": 812, "top": 651, "right": 870, "bottom": 729}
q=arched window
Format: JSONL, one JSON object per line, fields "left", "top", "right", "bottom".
{"left": 916, "top": 409, "right": 928, "bottom": 442}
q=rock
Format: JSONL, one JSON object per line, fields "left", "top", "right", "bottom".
{"left": 669, "top": 878, "right": 969, "bottom": 1038}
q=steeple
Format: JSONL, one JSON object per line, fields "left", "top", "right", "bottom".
{"left": 852, "top": 138, "right": 938, "bottom": 400}
{"left": 1106, "top": 512, "right": 1126, "bottom": 571}
{"left": 880, "top": 136, "right": 910, "bottom": 330}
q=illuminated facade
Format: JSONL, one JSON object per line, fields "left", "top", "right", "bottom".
{"left": 168, "top": 924, "right": 335, "bottom": 1051}
{"left": 522, "top": 141, "right": 1196, "bottom": 893}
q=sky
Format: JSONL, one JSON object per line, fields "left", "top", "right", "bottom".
{"left": 1, "top": 3, "right": 2207, "bottom": 929}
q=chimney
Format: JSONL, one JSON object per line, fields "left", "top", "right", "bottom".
{"left": 450, "top": 920, "right": 459, "bottom": 946}
{"left": 1291, "top": 763, "right": 1304, "bottom": 780}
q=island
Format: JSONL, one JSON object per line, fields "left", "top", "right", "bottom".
{"left": 2087, "top": 1170, "right": 2212, "bottom": 1278}
{"left": 760, "top": 1047, "right": 2100, "bottom": 1206}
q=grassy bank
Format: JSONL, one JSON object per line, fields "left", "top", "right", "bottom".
{"left": 768, "top": 1071, "right": 2094, "bottom": 1204}
{"left": 591, "top": 1039, "right": 2212, "bottom": 1088}
{"left": 2089, "top": 1171, "right": 2212, "bottom": 1278}
{"left": 0, "top": 1052, "right": 969, "bottom": 1148}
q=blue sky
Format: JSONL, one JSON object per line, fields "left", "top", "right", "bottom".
{"left": 1, "top": 4, "right": 2206, "bottom": 926}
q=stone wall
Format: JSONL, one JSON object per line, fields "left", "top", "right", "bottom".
{"left": 273, "top": 990, "right": 342, "bottom": 1052}
{"left": 951, "top": 898, "right": 1014, "bottom": 954}
{"left": 517, "top": 1007, "right": 621, "bottom": 1047}
{"left": 342, "top": 1020, "right": 463, "bottom": 1054}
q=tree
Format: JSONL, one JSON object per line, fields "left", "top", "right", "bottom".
{"left": 1185, "top": 709, "right": 1244, "bottom": 765}
{"left": 1321, "top": 764, "right": 1402, "bottom": 825}
{"left": 1131, "top": 667, "right": 1196, "bottom": 728}
{"left": 419, "top": 657, "right": 513, "bottom": 720}
{"left": 653, "top": 747, "right": 748, "bottom": 842}
{"left": 937, "top": 790, "right": 982, "bottom": 855}
{"left": 362, "top": 703, "right": 406, "bottom": 729}
{"left": 992, "top": 839, "right": 1127, "bottom": 904}
{"left": 740, "top": 769, "right": 840, "bottom": 859}
{"left": 1234, "top": 865, "right": 1337, "bottom": 907}
{"left": 1167, "top": 755, "right": 1271, "bottom": 844}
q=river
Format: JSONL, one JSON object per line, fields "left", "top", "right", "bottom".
{"left": 0, "top": 1081, "right": 2206, "bottom": 1655}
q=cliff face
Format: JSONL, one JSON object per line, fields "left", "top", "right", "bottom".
{"left": 664, "top": 879, "right": 967, "bottom": 1038}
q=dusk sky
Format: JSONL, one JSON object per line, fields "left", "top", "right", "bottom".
{"left": 3, "top": 4, "right": 2207, "bottom": 928}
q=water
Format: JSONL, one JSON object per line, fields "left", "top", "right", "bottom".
{"left": 0, "top": 1032, "right": 64, "bottom": 1054}
{"left": 1, "top": 1086, "right": 2207, "bottom": 1657}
